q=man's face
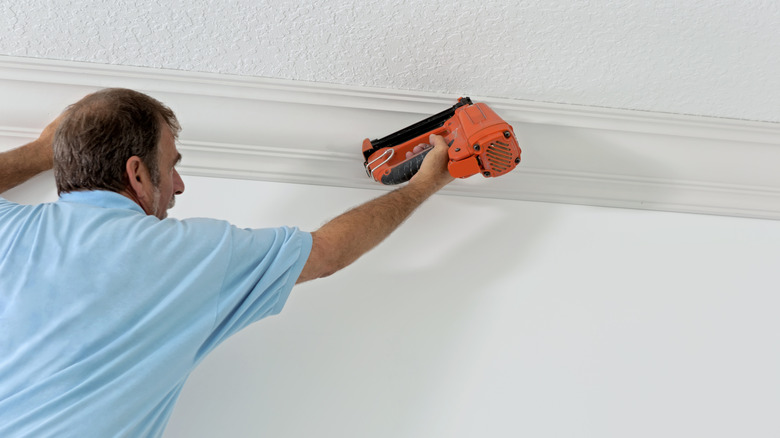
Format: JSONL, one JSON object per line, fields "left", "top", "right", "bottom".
{"left": 151, "top": 125, "right": 184, "bottom": 219}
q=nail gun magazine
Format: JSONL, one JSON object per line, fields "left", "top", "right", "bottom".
{"left": 362, "top": 97, "right": 521, "bottom": 185}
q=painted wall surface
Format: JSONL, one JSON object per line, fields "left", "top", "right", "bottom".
{"left": 1, "top": 0, "right": 778, "bottom": 122}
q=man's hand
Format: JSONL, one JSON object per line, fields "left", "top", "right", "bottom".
{"left": 0, "top": 114, "right": 64, "bottom": 194}
{"left": 409, "top": 134, "right": 455, "bottom": 190}
{"left": 296, "top": 134, "right": 454, "bottom": 283}
{"left": 33, "top": 114, "right": 64, "bottom": 166}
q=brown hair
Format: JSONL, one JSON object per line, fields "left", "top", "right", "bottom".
{"left": 53, "top": 88, "right": 180, "bottom": 195}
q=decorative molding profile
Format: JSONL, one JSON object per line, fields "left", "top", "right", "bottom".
{"left": 1, "top": 56, "right": 779, "bottom": 220}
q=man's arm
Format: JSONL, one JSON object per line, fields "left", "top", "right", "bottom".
{"left": 297, "top": 134, "right": 454, "bottom": 283}
{"left": 0, "top": 116, "right": 62, "bottom": 194}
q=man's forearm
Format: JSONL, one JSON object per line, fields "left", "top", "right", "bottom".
{"left": 308, "top": 180, "right": 439, "bottom": 278}
{"left": 0, "top": 140, "right": 53, "bottom": 194}
{"left": 0, "top": 116, "right": 60, "bottom": 194}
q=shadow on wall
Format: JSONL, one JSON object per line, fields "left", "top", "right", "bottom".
{"left": 282, "top": 193, "right": 562, "bottom": 436}
{"left": 507, "top": 120, "right": 681, "bottom": 209}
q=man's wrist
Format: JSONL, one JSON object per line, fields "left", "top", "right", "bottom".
{"left": 404, "top": 177, "right": 440, "bottom": 202}
{"left": 408, "top": 170, "right": 452, "bottom": 195}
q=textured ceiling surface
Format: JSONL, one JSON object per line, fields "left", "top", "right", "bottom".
{"left": 1, "top": 0, "right": 778, "bottom": 122}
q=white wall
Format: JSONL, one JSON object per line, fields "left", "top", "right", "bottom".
{"left": 151, "top": 175, "right": 779, "bottom": 438}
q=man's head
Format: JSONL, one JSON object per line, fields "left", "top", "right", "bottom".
{"left": 53, "top": 88, "right": 185, "bottom": 219}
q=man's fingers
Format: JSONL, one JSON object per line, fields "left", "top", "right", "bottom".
{"left": 405, "top": 144, "right": 432, "bottom": 159}
{"left": 408, "top": 134, "right": 454, "bottom": 187}
{"left": 429, "top": 134, "right": 448, "bottom": 147}
{"left": 428, "top": 135, "right": 450, "bottom": 161}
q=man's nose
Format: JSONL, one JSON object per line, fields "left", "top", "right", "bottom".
{"left": 173, "top": 169, "right": 185, "bottom": 195}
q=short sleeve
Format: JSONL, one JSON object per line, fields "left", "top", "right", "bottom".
{"left": 202, "top": 225, "right": 312, "bottom": 352}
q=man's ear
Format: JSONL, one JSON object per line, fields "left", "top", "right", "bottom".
{"left": 125, "top": 156, "right": 152, "bottom": 201}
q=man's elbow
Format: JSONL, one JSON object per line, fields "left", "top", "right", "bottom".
{"left": 296, "top": 231, "right": 343, "bottom": 283}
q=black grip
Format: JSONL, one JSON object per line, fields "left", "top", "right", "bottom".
{"left": 380, "top": 148, "right": 432, "bottom": 185}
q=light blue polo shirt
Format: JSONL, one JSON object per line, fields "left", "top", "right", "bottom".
{"left": 0, "top": 190, "right": 312, "bottom": 437}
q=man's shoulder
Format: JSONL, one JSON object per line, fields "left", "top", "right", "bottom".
{"left": 170, "top": 218, "right": 311, "bottom": 260}
{"left": 0, "top": 196, "right": 19, "bottom": 218}
{"left": 0, "top": 195, "right": 46, "bottom": 219}
{"left": 0, "top": 195, "right": 19, "bottom": 206}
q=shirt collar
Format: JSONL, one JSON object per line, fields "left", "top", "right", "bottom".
{"left": 58, "top": 190, "right": 146, "bottom": 214}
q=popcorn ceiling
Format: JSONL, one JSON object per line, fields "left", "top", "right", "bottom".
{"left": 1, "top": 0, "right": 778, "bottom": 122}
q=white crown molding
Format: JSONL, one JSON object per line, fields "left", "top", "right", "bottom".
{"left": 2, "top": 55, "right": 779, "bottom": 220}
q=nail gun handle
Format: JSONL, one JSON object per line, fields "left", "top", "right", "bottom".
{"left": 379, "top": 148, "right": 432, "bottom": 185}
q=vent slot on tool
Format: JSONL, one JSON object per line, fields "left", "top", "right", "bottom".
{"left": 485, "top": 141, "right": 514, "bottom": 174}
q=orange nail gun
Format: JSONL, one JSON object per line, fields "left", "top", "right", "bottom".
{"left": 362, "top": 97, "right": 521, "bottom": 185}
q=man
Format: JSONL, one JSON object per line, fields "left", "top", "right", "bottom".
{"left": 0, "top": 88, "right": 453, "bottom": 436}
